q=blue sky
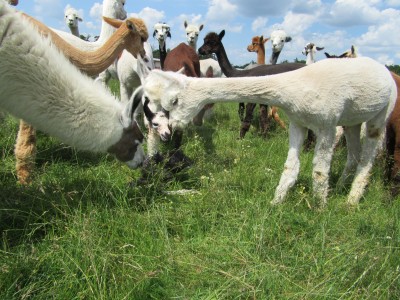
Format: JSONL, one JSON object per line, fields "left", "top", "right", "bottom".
{"left": 15, "top": 0, "right": 400, "bottom": 66}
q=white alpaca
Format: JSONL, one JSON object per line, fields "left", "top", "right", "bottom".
{"left": 302, "top": 42, "right": 324, "bottom": 65}
{"left": 0, "top": 3, "right": 145, "bottom": 169}
{"left": 269, "top": 29, "right": 292, "bottom": 64}
{"left": 184, "top": 20, "right": 222, "bottom": 78}
{"left": 153, "top": 22, "right": 171, "bottom": 70}
{"left": 64, "top": 6, "right": 82, "bottom": 37}
{"left": 137, "top": 57, "right": 397, "bottom": 207}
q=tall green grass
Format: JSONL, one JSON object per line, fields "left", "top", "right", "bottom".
{"left": 0, "top": 93, "right": 399, "bottom": 299}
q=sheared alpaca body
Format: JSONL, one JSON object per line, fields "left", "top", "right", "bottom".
{"left": 0, "top": 4, "right": 145, "bottom": 175}
{"left": 198, "top": 31, "right": 302, "bottom": 138}
{"left": 64, "top": 6, "right": 82, "bottom": 37}
{"left": 14, "top": 10, "right": 149, "bottom": 184}
{"left": 139, "top": 57, "right": 397, "bottom": 207}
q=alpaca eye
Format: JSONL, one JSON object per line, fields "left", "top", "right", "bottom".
{"left": 152, "top": 122, "right": 159, "bottom": 128}
{"left": 172, "top": 98, "right": 178, "bottom": 106}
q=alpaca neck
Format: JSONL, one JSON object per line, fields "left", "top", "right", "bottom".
{"left": 69, "top": 26, "right": 80, "bottom": 38}
{"left": 270, "top": 50, "right": 281, "bottom": 65}
{"left": 214, "top": 44, "right": 241, "bottom": 77}
{"left": 96, "top": 4, "right": 119, "bottom": 44}
{"left": 187, "top": 76, "right": 287, "bottom": 110}
{"left": 306, "top": 52, "right": 315, "bottom": 65}
{"left": 256, "top": 46, "right": 266, "bottom": 64}
{"left": 159, "top": 43, "right": 167, "bottom": 70}
{"left": 25, "top": 14, "right": 131, "bottom": 76}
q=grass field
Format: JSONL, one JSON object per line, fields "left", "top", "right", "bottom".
{"left": 0, "top": 82, "right": 399, "bottom": 299}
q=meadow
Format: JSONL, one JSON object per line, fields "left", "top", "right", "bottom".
{"left": 0, "top": 80, "right": 399, "bottom": 299}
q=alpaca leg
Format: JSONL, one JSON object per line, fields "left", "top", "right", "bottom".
{"left": 347, "top": 124, "right": 385, "bottom": 206}
{"left": 259, "top": 104, "right": 269, "bottom": 136}
{"left": 386, "top": 124, "right": 400, "bottom": 195}
{"left": 336, "top": 125, "right": 362, "bottom": 190}
{"left": 238, "top": 103, "right": 245, "bottom": 121}
{"left": 271, "top": 123, "right": 307, "bottom": 205}
{"left": 270, "top": 106, "right": 286, "bottom": 129}
{"left": 192, "top": 104, "right": 213, "bottom": 126}
{"left": 239, "top": 103, "right": 257, "bottom": 139}
{"left": 311, "top": 128, "right": 336, "bottom": 207}
{"left": 15, "top": 120, "right": 37, "bottom": 185}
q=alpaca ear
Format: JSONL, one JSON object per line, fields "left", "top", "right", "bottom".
{"left": 103, "top": 16, "right": 123, "bottom": 29}
{"left": 285, "top": 36, "right": 292, "bottom": 43}
{"left": 153, "top": 30, "right": 157, "bottom": 38}
{"left": 324, "top": 52, "right": 332, "bottom": 58}
{"left": 177, "top": 67, "right": 185, "bottom": 74}
{"left": 219, "top": 30, "right": 225, "bottom": 40}
{"left": 259, "top": 36, "right": 264, "bottom": 44}
{"left": 184, "top": 20, "right": 188, "bottom": 28}
{"left": 316, "top": 46, "right": 324, "bottom": 51}
{"left": 167, "top": 31, "right": 171, "bottom": 38}
{"left": 143, "top": 97, "right": 155, "bottom": 122}
{"left": 125, "top": 20, "right": 137, "bottom": 33}
{"left": 199, "top": 24, "right": 204, "bottom": 31}
{"left": 136, "top": 58, "right": 150, "bottom": 82}
{"left": 78, "top": 17, "right": 83, "bottom": 22}
{"left": 263, "top": 37, "right": 269, "bottom": 44}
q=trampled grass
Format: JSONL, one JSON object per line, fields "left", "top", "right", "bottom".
{"left": 0, "top": 96, "right": 399, "bottom": 299}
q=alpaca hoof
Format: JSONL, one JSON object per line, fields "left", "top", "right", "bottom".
{"left": 270, "top": 198, "right": 283, "bottom": 206}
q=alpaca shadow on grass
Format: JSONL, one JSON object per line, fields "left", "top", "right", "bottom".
{"left": 0, "top": 173, "right": 158, "bottom": 248}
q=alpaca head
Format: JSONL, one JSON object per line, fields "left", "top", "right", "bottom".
{"left": 103, "top": 16, "right": 149, "bottom": 59}
{"left": 130, "top": 86, "right": 172, "bottom": 141}
{"left": 64, "top": 7, "right": 82, "bottom": 31}
{"left": 270, "top": 30, "right": 292, "bottom": 53}
{"left": 184, "top": 20, "right": 204, "bottom": 49}
{"left": 153, "top": 22, "right": 171, "bottom": 49}
{"left": 247, "top": 35, "right": 269, "bottom": 53}
{"left": 324, "top": 45, "right": 358, "bottom": 59}
{"left": 7, "top": 0, "right": 18, "bottom": 5}
{"left": 107, "top": 91, "right": 146, "bottom": 169}
{"left": 110, "top": 0, "right": 127, "bottom": 20}
{"left": 137, "top": 59, "right": 192, "bottom": 129}
{"left": 302, "top": 42, "right": 324, "bottom": 64}
{"left": 198, "top": 30, "right": 225, "bottom": 56}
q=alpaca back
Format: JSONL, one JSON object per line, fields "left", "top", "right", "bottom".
{"left": 164, "top": 43, "right": 200, "bottom": 77}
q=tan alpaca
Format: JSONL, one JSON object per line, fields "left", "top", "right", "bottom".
{"left": 15, "top": 12, "right": 149, "bottom": 184}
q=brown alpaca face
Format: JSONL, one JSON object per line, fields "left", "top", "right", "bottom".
{"left": 247, "top": 37, "right": 260, "bottom": 53}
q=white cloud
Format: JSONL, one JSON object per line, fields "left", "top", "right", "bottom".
{"left": 33, "top": 0, "right": 63, "bottom": 20}
{"left": 129, "top": 7, "right": 166, "bottom": 31}
{"left": 252, "top": 16, "right": 268, "bottom": 32}
{"left": 206, "top": 0, "right": 238, "bottom": 23}
{"left": 326, "top": 0, "right": 382, "bottom": 26}
{"left": 277, "top": 11, "right": 318, "bottom": 35}
{"left": 89, "top": 2, "right": 102, "bottom": 20}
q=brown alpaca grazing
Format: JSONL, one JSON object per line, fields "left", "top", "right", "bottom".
{"left": 15, "top": 13, "right": 149, "bottom": 184}
{"left": 242, "top": 35, "right": 285, "bottom": 138}
{"left": 385, "top": 72, "right": 400, "bottom": 195}
{"left": 198, "top": 31, "right": 304, "bottom": 138}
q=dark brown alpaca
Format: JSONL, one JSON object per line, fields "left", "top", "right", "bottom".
{"left": 198, "top": 30, "right": 304, "bottom": 138}
{"left": 385, "top": 72, "right": 400, "bottom": 195}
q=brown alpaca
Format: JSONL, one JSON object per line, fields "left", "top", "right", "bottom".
{"left": 242, "top": 35, "right": 286, "bottom": 138}
{"left": 15, "top": 13, "right": 149, "bottom": 184}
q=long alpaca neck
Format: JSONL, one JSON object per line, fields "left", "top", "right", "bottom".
{"left": 214, "top": 44, "right": 242, "bottom": 77}
{"left": 159, "top": 42, "right": 167, "bottom": 70}
{"left": 270, "top": 50, "right": 281, "bottom": 65}
{"left": 69, "top": 26, "right": 80, "bottom": 37}
{"left": 25, "top": 14, "right": 129, "bottom": 76}
{"left": 306, "top": 52, "right": 315, "bottom": 65}
{"left": 187, "top": 76, "right": 288, "bottom": 110}
{"left": 256, "top": 46, "right": 266, "bottom": 65}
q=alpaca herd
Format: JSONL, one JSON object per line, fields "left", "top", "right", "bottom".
{"left": 1, "top": 0, "right": 400, "bottom": 209}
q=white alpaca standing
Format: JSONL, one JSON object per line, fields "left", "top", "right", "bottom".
{"left": 153, "top": 22, "right": 171, "bottom": 70}
{"left": 184, "top": 20, "right": 222, "bottom": 78}
{"left": 137, "top": 57, "right": 397, "bottom": 207}
{"left": 64, "top": 6, "right": 82, "bottom": 37}
{"left": 269, "top": 29, "right": 292, "bottom": 64}
{"left": 0, "top": 3, "right": 145, "bottom": 169}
